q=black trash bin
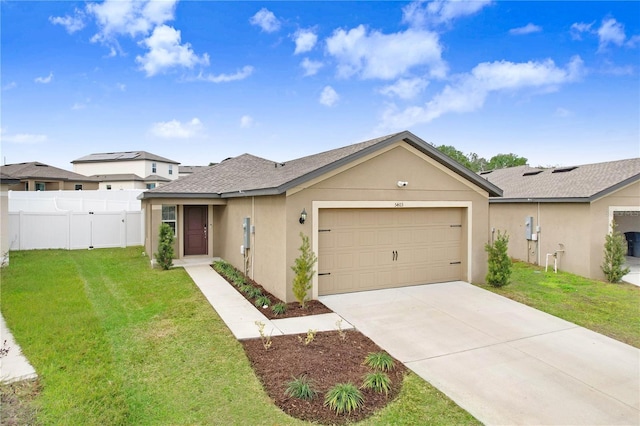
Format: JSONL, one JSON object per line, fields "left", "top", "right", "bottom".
{"left": 625, "top": 232, "right": 640, "bottom": 257}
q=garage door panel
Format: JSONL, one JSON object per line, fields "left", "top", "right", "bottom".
{"left": 318, "top": 208, "right": 464, "bottom": 295}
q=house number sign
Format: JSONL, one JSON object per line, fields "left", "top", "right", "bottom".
{"left": 394, "top": 202, "right": 404, "bottom": 207}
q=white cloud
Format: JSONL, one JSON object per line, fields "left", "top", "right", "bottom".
{"left": 293, "top": 29, "right": 317, "bottom": 54}
{"left": 509, "top": 23, "right": 542, "bottom": 35}
{"left": 240, "top": 115, "right": 254, "bottom": 128}
{"left": 597, "top": 18, "right": 626, "bottom": 51}
{"left": 116, "top": 83, "right": 126, "bottom": 91}
{"left": 570, "top": 22, "right": 594, "bottom": 40}
{"left": 0, "top": 128, "right": 48, "bottom": 144}
{"left": 555, "top": 107, "right": 571, "bottom": 118}
{"left": 87, "top": 0, "right": 177, "bottom": 42}
{"left": 150, "top": 117, "right": 203, "bottom": 139}
{"left": 379, "top": 77, "right": 429, "bottom": 100}
{"left": 326, "top": 25, "right": 446, "bottom": 80}
{"left": 627, "top": 35, "right": 640, "bottom": 48}
{"left": 249, "top": 8, "right": 280, "bottom": 33}
{"left": 381, "top": 56, "right": 584, "bottom": 129}
{"left": 136, "top": 25, "right": 209, "bottom": 76}
{"left": 197, "top": 66, "right": 254, "bottom": 83}
{"left": 319, "top": 86, "right": 339, "bottom": 107}
{"left": 49, "top": 9, "right": 86, "bottom": 34}
{"left": 72, "top": 102, "right": 87, "bottom": 110}
{"left": 301, "top": 58, "right": 323, "bottom": 76}
{"left": 402, "top": 0, "right": 492, "bottom": 28}
{"left": 2, "top": 82, "right": 17, "bottom": 91}
{"left": 34, "top": 72, "right": 54, "bottom": 84}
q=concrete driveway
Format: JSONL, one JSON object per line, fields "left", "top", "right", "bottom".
{"left": 320, "top": 281, "right": 639, "bottom": 425}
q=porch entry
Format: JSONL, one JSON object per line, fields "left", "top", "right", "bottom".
{"left": 184, "top": 205, "right": 208, "bottom": 255}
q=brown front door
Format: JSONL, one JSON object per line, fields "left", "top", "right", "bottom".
{"left": 184, "top": 205, "right": 208, "bottom": 255}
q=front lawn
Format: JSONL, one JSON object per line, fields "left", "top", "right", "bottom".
{"left": 476, "top": 261, "right": 640, "bottom": 348}
{"left": 1, "top": 248, "right": 478, "bottom": 425}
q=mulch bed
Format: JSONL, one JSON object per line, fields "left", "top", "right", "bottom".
{"left": 211, "top": 264, "right": 333, "bottom": 319}
{"left": 242, "top": 330, "right": 406, "bottom": 425}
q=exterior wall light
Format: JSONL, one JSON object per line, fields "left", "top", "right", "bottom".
{"left": 299, "top": 208, "right": 307, "bottom": 224}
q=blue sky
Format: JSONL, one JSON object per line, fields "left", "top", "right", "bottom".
{"left": 1, "top": 1, "right": 639, "bottom": 171}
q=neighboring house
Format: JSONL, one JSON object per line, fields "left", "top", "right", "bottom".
{"left": 71, "top": 151, "right": 180, "bottom": 190}
{"left": 0, "top": 162, "right": 99, "bottom": 191}
{"left": 482, "top": 159, "right": 640, "bottom": 281}
{"left": 178, "top": 165, "right": 208, "bottom": 178}
{"left": 1, "top": 173, "right": 20, "bottom": 266}
{"left": 140, "top": 131, "right": 502, "bottom": 303}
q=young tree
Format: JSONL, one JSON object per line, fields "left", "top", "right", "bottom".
{"left": 155, "top": 223, "right": 175, "bottom": 270}
{"left": 601, "top": 222, "right": 630, "bottom": 283}
{"left": 485, "top": 230, "right": 511, "bottom": 287}
{"left": 291, "top": 232, "right": 317, "bottom": 308}
{"left": 486, "top": 153, "right": 528, "bottom": 170}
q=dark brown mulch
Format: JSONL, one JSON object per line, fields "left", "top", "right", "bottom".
{"left": 211, "top": 265, "right": 333, "bottom": 319}
{"left": 242, "top": 330, "right": 406, "bottom": 425}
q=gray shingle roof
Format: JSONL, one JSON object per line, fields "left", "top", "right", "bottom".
{"left": 1, "top": 162, "right": 98, "bottom": 182}
{"left": 142, "top": 131, "right": 502, "bottom": 199}
{"left": 481, "top": 158, "right": 640, "bottom": 202}
{"left": 72, "top": 151, "right": 179, "bottom": 165}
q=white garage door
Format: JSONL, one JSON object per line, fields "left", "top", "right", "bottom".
{"left": 318, "top": 208, "right": 463, "bottom": 295}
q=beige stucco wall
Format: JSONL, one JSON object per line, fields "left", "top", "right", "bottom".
{"left": 489, "top": 181, "right": 640, "bottom": 281}
{"left": 284, "top": 143, "right": 490, "bottom": 302}
{"left": 99, "top": 181, "right": 148, "bottom": 190}
{"left": 12, "top": 179, "right": 99, "bottom": 191}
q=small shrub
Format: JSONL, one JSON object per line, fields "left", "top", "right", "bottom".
{"left": 285, "top": 375, "right": 318, "bottom": 400}
{"left": 240, "top": 284, "right": 254, "bottom": 295}
{"left": 291, "top": 233, "right": 317, "bottom": 308}
{"left": 324, "top": 383, "right": 364, "bottom": 414}
{"left": 363, "top": 352, "right": 395, "bottom": 372}
{"left": 297, "top": 329, "right": 317, "bottom": 345}
{"left": 246, "top": 287, "right": 262, "bottom": 299}
{"left": 154, "top": 223, "right": 175, "bottom": 270}
{"left": 272, "top": 303, "right": 287, "bottom": 315}
{"left": 485, "top": 230, "right": 511, "bottom": 287}
{"left": 255, "top": 295, "right": 271, "bottom": 308}
{"left": 601, "top": 222, "right": 631, "bottom": 283}
{"left": 361, "top": 371, "right": 391, "bottom": 395}
{"left": 336, "top": 319, "right": 347, "bottom": 340}
{"left": 255, "top": 321, "right": 272, "bottom": 350}
{"left": 233, "top": 276, "right": 246, "bottom": 287}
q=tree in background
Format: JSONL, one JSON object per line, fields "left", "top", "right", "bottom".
{"left": 436, "top": 145, "right": 527, "bottom": 172}
{"left": 601, "top": 222, "right": 630, "bottom": 283}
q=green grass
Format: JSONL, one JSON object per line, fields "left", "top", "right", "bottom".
{"left": 1, "top": 248, "right": 479, "bottom": 425}
{"left": 476, "top": 261, "right": 640, "bottom": 348}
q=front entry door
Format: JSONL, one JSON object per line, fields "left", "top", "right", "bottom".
{"left": 184, "top": 205, "right": 208, "bottom": 255}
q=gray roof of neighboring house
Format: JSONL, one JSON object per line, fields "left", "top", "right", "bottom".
{"left": 72, "top": 151, "right": 180, "bottom": 165}
{"left": 141, "top": 131, "right": 502, "bottom": 199}
{"left": 0, "top": 173, "right": 20, "bottom": 185}
{"left": 481, "top": 158, "right": 640, "bottom": 203}
{"left": 179, "top": 165, "right": 209, "bottom": 174}
{"left": 1, "top": 162, "right": 98, "bottom": 182}
{"left": 92, "top": 174, "right": 171, "bottom": 182}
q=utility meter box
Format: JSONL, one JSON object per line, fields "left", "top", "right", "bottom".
{"left": 525, "top": 216, "right": 534, "bottom": 240}
{"left": 243, "top": 217, "right": 251, "bottom": 249}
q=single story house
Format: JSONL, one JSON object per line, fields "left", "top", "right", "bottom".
{"left": 72, "top": 151, "right": 180, "bottom": 190}
{"left": 482, "top": 158, "right": 640, "bottom": 281}
{"left": 1, "top": 173, "right": 20, "bottom": 266}
{"left": 140, "top": 131, "right": 502, "bottom": 302}
{"left": 0, "top": 162, "right": 99, "bottom": 191}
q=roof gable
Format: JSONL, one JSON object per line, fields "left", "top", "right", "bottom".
{"left": 482, "top": 158, "right": 640, "bottom": 202}
{"left": 142, "top": 131, "right": 502, "bottom": 199}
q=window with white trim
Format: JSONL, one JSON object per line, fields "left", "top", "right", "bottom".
{"left": 162, "top": 205, "right": 177, "bottom": 235}
{"left": 152, "top": 162, "right": 157, "bottom": 173}
{"left": 169, "top": 164, "right": 173, "bottom": 175}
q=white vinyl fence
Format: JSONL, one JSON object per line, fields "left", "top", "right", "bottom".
{"left": 8, "top": 190, "right": 144, "bottom": 251}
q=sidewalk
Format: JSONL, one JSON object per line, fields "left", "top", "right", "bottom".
{"left": 182, "top": 264, "right": 353, "bottom": 339}
{"left": 0, "top": 313, "right": 37, "bottom": 384}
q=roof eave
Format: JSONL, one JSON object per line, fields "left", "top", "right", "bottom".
{"left": 489, "top": 197, "right": 591, "bottom": 203}
{"left": 139, "top": 192, "right": 223, "bottom": 200}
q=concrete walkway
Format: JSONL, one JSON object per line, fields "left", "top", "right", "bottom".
{"left": 0, "top": 313, "right": 37, "bottom": 383}
{"left": 320, "top": 282, "right": 640, "bottom": 426}
{"left": 183, "top": 264, "right": 353, "bottom": 339}
{"left": 623, "top": 256, "right": 640, "bottom": 287}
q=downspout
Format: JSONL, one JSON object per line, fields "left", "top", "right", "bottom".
{"left": 537, "top": 202, "right": 541, "bottom": 266}
{"left": 251, "top": 196, "right": 255, "bottom": 279}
